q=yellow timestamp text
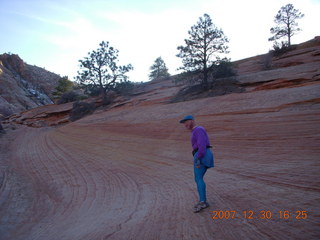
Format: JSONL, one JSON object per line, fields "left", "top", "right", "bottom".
{"left": 212, "top": 210, "right": 308, "bottom": 220}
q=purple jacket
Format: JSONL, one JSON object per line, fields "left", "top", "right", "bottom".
{"left": 191, "top": 126, "right": 214, "bottom": 168}
{"left": 191, "top": 126, "right": 210, "bottom": 159}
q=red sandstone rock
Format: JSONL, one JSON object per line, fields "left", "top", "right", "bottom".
{"left": 0, "top": 38, "right": 319, "bottom": 240}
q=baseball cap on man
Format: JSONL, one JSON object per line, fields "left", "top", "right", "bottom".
{"left": 179, "top": 115, "right": 194, "bottom": 123}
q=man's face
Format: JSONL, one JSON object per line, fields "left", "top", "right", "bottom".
{"left": 184, "top": 120, "right": 194, "bottom": 131}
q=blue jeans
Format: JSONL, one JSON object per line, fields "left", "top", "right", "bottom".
{"left": 194, "top": 164, "right": 208, "bottom": 202}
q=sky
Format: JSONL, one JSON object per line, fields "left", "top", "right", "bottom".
{"left": 1, "top": 0, "right": 319, "bottom": 82}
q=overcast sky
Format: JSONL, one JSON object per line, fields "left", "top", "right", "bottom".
{"left": 1, "top": 0, "right": 319, "bottom": 82}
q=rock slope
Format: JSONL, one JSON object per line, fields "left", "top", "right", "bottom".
{"left": 0, "top": 54, "right": 61, "bottom": 116}
{"left": 0, "top": 37, "right": 319, "bottom": 240}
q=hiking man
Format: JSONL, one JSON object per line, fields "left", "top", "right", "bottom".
{"left": 179, "top": 115, "right": 214, "bottom": 213}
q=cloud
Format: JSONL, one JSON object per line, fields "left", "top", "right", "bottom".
{"left": 94, "top": 8, "right": 204, "bottom": 80}
{"left": 1, "top": 0, "right": 319, "bottom": 82}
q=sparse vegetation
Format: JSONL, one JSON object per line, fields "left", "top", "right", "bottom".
{"left": 1, "top": 9, "right": 314, "bottom": 124}
{"left": 148, "top": 57, "right": 170, "bottom": 81}
{"left": 80, "top": 83, "right": 101, "bottom": 97}
{"left": 269, "top": 3, "right": 304, "bottom": 47}
{"left": 112, "top": 80, "right": 135, "bottom": 96}
{"left": 173, "top": 59, "right": 236, "bottom": 87}
{"left": 69, "top": 101, "right": 95, "bottom": 122}
{"left": 53, "top": 76, "right": 74, "bottom": 98}
{"left": 171, "top": 59, "right": 240, "bottom": 102}
{"left": 208, "top": 60, "right": 236, "bottom": 80}
{"left": 76, "top": 41, "right": 133, "bottom": 104}
{"left": 263, "top": 41, "right": 298, "bottom": 70}
{"left": 176, "top": 13, "right": 229, "bottom": 89}
{"left": 171, "top": 76, "right": 243, "bottom": 103}
{"left": 58, "top": 91, "right": 87, "bottom": 104}
{"left": 271, "top": 41, "right": 297, "bottom": 57}
{"left": 52, "top": 76, "right": 88, "bottom": 104}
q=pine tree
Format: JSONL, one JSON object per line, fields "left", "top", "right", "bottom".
{"left": 52, "top": 76, "right": 74, "bottom": 98}
{"left": 269, "top": 4, "right": 304, "bottom": 47}
{"left": 76, "top": 41, "right": 133, "bottom": 103}
{"left": 176, "top": 13, "right": 229, "bottom": 88}
{"left": 149, "top": 57, "right": 170, "bottom": 81}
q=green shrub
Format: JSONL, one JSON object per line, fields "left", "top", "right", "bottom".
{"left": 52, "top": 76, "right": 74, "bottom": 99}
{"left": 113, "top": 81, "right": 135, "bottom": 95}
{"left": 69, "top": 101, "right": 95, "bottom": 122}
{"left": 271, "top": 41, "right": 297, "bottom": 57}
{"left": 209, "top": 60, "right": 236, "bottom": 80}
{"left": 81, "top": 84, "right": 101, "bottom": 97}
{"left": 58, "top": 91, "right": 86, "bottom": 104}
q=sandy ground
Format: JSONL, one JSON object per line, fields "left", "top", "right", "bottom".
{"left": 0, "top": 81, "right": 320, "bottom": 239}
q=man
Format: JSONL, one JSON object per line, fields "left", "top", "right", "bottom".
{"left": 180, "top": 115, "right": 214, "bottom": 213}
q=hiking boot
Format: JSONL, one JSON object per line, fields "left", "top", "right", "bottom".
{"left": 193, "top": 201, "right": 209, "bottom": 213}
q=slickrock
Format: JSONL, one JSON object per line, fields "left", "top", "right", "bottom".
{"left": 0, "top": 38, "right": 319, "bottom": 239}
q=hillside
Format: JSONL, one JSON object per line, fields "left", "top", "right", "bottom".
{"left": 0, "top": 37, "right": 319, "bottom": 240}
{"left": 0, "top": 53, "right": 61, "bottom": 117}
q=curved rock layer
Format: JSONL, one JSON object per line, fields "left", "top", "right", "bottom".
{"left": 1, "top": 37, "right": 319, "bottom": 239}
{"left": 1, "top": 78, "right": 319, "bottom": 239}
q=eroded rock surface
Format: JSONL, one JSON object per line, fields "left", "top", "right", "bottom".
{"left": 0, "top": 38, "right": 319, "bottom": 240}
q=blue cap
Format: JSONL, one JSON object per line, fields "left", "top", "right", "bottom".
{"left": 179, "top": 115, "right": 194, "bottom": 123}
